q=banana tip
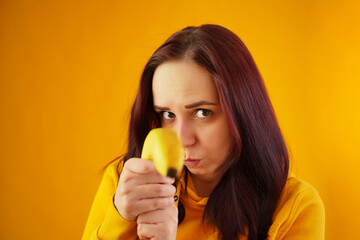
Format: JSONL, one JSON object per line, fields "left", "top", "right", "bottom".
{"left": 167, "top": 168, "right": 177, "bottom": 178}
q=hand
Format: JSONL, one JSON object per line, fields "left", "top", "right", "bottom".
{"left": 114, "top": 158, "right": 176, "bottom": 221}
{"left": 137, "top": 204, "right": 178, "bottom": 240}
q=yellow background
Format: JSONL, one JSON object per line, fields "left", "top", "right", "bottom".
{"left": 1, "top": 0, "right": 359, "bottom": 239}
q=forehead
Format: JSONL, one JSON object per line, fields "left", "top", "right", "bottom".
{"left": 152, "top": 60, "right": 219, "bottom": 106}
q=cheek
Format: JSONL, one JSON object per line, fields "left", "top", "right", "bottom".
{"left": 201, "top": 120, "right": 232, "bottom": 160}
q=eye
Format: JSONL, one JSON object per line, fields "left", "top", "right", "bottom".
{"left": 162, "top": 111, "right": 175, "bottom": 120}
{"left": 195, "top": 109, "right": 212, "bottom": 118}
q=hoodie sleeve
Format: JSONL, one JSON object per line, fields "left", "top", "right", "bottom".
{"left": 82, "top": 159, "right": 138, "bottom": 240}
{"left": 268, "top": 176, "right": 325, "bottom": 240}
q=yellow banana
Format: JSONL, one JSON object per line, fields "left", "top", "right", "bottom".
{"left": 141, "top": 128, "right": 184, "bottom": 178}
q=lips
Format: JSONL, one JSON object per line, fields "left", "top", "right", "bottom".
{"left": 184, "top": 158, "right": 201, "bottom": 168}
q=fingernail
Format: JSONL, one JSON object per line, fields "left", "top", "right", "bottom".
{"left": 174, "top": 195, "right": 178, "bottom": 201}
{"left": 165, "top": 176, "right": 175, "bottom": 183}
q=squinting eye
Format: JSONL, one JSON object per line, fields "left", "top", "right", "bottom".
{"left": 162, "top": 111, "right": 175, "bottom": 120}
{"left": 196, "top": 109, "right": 212, "bottom": 118}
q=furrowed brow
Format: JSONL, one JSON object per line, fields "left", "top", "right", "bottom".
{"left": 154, "top": 105, "right": 170, "bottom": 111}
{"left": 185, "top": 101, "right": 217, "bottom": 109}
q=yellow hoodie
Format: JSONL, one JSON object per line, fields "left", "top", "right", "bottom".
{"left": 82, "top": 159, "right": 325, "bottom": 239}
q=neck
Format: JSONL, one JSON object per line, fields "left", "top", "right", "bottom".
{"left": 189, "top": 170, "right": 224, "bottom": 197}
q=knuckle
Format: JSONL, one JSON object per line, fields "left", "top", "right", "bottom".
{"left": 169, "top": 196, "right": 175, "bottom": 205}
{"left": 173, "top": 214, "right": 179, "bottom": 225}
{"left": 136, "top": 214, "right": 143, "bottom": 224}
{"left": 121, "top": 192, "right": 131, "bottom": 203}
{"left": 123, "top": 199, "right": 134, "bottom": 213}
{"left": 160, "top": 224, "right": 172, "bottom": 237}
{"left": 118, "top": 185, "right": 129, "bottom": 195}
{"left": 124, "top": 158, "right": 140, "bottom": 171}
{"left": 152, "top": 199, "right": 161, "bottom": 209}
{"left": 120, "top": 174, "right": 131, "bottom": 184}
{"left": 171, "top": 185, "right": 176, "bottom": 195}
{"left": 155, "top": 185, "right": 165, "bottom": 195}
{"left": 137, "top": 223, "right": 144, "bottom": 238}
{"left": 173, "top": 205, "right": 178, "bottom": 214}
{"left": 137, "top": 223, "right": 150, "bottom": 240}
{"left": 152, "top": 198, "right": 166, "bottom": 209}
{"left": 170, "top": 206, "right": 178, "bottom": 224}
{"left": 123, "top": 159, "right": 132, "bottom": 170}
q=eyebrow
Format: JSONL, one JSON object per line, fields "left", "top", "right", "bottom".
{"left": 154, "top": 101, "right": 217, "bottom": 111}
{"left": 185, "top": 101, "right": 217, "bottom": 109}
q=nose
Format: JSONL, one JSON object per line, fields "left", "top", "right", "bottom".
{"left": 174, "top": 118, "right": 196, "bottom": 148}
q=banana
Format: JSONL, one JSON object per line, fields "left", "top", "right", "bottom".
{"left": 141, "top": 128, "right": 184, "bottom": 178}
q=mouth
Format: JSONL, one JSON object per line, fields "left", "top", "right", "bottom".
{"left": 184, "top": 158, "right": 201, "bottom": 168}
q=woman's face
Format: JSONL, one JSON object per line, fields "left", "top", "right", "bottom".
{"left": 152, "top": 60, "right": 232, "bottom": 181}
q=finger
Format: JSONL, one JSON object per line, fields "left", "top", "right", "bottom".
{"left": 137, "top": 205, "right": 178, "bottom": 224}
{"left": 137, "top": 223, "right": 155, "bottom": 240}
{"left": 135, "top": 184, "right": 176, "bottom": 199}
{"left": 124, "top": 158, "right": 157, "bottom": 174}
{"left": 137, "top": 220, "right": 176, "bottom": 240}
{"left": 119, "top": 179, "right": 175, "bottom": 204}
{"left": 124, "top": 172, "right": 175, "bottom": 186}
{"left": 135, "top": 196, "right": 174, "bottom": 215}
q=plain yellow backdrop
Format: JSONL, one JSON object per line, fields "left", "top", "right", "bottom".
{"left": 1, "top": 0, "right": 359, "bottom": 239}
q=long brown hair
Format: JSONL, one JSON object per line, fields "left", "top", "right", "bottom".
{"left": 122, "top": 24, "right": 289, "bottom": 240}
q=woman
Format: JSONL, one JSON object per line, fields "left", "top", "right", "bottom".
{"left": 82, "top": 24, "right": 325, "bottom": 240}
